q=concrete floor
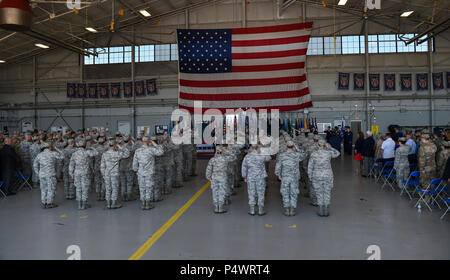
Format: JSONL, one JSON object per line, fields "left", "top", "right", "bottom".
{"left": 0, "top": 155, "right": 448, "bottom": 260}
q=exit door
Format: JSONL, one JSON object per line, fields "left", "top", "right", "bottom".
{"left": 350, "top": 120, "right": 362, "bottom": 143}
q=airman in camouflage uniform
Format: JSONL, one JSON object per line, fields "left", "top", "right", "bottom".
{"left": 152, "top": 136, "right": 165, "bottom": 202}
{"left": 173, "top": 143, "right": 184, "bottom": 188}
{"left": 275, "top": 140, "right": 307, "bottom": 216}
{"left": 63, "top": 139, "right": 77, "bottom": 199}
{"left": 119, "top": 135, "right": 136, "bottom": 201}
{"left": 417, "top": 133, "right": 437, "bottom": 186}
{"left": 437, "top": 141, "right": 450, "bottom": 177}
{"left": 206, "top": 145, "right": 236, "bottom": 213}
{"left": 394, "top": 137, "right": 411, "bottom": 191}
{"left": 161, "top": 136, "right": 175, "bottom": 195}
{"left": 33, "top": 142, "right": 64, "bottom": 208}
{"left": 303, "top": 135, "right": 319, "bottom": 205}
{"left": 132, "top": 136, "right": 164, "bottom": 210}
{"left": 69, "top": 140, "right": 98, "bottom": 209}
{"left": 101, "top": 140, "right": 130, "bottom": 209}
{"left": 182, "top": 142, "right": 194, "bottom": 180}
{"left": 308, "top": 139, "right": 340, "bottom": 217}
{"left": 18, "top": 133, "right": 33, "bottom": 176}
{"left": 30, "top": 136, "right": 42, "bottom": 187}
{"left": 54, "top": 135, "right": 66, "bottom": 180}
{"left": 93, "top": 137, "right": 107, "bottom": 201}
{"left": 242, "top": 145, "right": 271, "bottom": 216}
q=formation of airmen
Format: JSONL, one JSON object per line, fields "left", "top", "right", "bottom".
{"left": 6, "top": 128, "right": 197, "bottom": 210}
{"left": 206, "top": 130, "right": 340, "bottom": 217}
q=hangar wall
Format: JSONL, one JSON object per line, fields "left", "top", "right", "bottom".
{"left": 0, "top": 0, "right": 449, "bottom": 134}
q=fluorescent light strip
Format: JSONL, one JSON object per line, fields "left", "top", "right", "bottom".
{"left": 139, "top": 9, "right": 151, "bottom": 17}
{"left": 401, "top": 11, "right": 414, "bottom": 17}
{"left": 35, "top": 43, "right": 50, "bottom": 49}
{"left": 0, "top": 60, "right": 5, "bottom": 63}
{"left": 85, "top": 27, "right": 97, "bottom": 33}
{"left": 338, "top": 0, "right": 348, "bottom": 5}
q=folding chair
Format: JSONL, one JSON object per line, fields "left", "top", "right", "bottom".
{"left": 376, "top": 161, "right": 394, "bottom": 184}
{"left": 441, "top": 198, "right": 450, "bottom": 219}
{"left": 14, "top": 168, "right": 33, "bottom": 192}
{"left": 381, "top": 166, "right": 396, "bottom": 191}
{"left": 0, "top": 181, "right": 6, "bottom": 199}
{"left": 401, "top": 171, "right": 420, "bottom": 200}
{"left": 369, "top": 158, "right": 383, "bottom": 179}
{"left": 414, "top": 178, "right": 442, "bottom": 212}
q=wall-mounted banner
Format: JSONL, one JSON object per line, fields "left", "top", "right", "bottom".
{"left": 447, "top": 72, "right": 450, "bottom": 89}
{"left": 146, "top": 79, "right": 157, "bottom": 95}
{"left": 416, "top": 73, "right": 428, "bottom": 91}
{"left": 77, "top": 83, "right": 87, "bottom": 98}
{"left": 88, "top": 83, "right": 98, "bottom": 99}
{"left": 67, "top": 83, "right": 76, "bottom": 98}
{"left": 99, "top": 83, "right": 109, "bottom": 98}
{"left": 111, "top": 83, "right": 121, "bottom": 98}
{"left": 369, "top": 74, "right": 380, "bottom": 91}
{"left": 432, "top": 72, "right": 443, "bottom": 90}
{"left": 123, "top": 82, "right": 133, "bottom": 98}
{"left": 338, "top": 72, "right": 349, "bottom": 90}
{"left": 135, "top": 80, "right": 145, "bottom": 97}
{"left": 400, "top": 74, "right": 412, "bottom": 91}
{"left": 354, "top": 73, "right": 365, "bottom": 90}
{"left": 384, "top": 74, "right": 396, "bottom": 91}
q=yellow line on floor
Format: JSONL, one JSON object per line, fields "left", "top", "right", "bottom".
{"left": 129, "top": 181, "right": 211, "bottom": 260}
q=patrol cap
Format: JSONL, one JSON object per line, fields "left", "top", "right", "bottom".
{"left": 142, "top": 136, "right": 149, "bottom": 142}
{"left": 123, "top": 135, "right": 130, "bottom": 142}
{"left": 150, "top": 135, "right": 157, "bottom": 141}
{"left": 398, "top": 137, "right": 406, "bottom": 142}
{"left": 422, "top": 129, "right": 429, "bottom": 134}
{"left": 307, "top": 134, "right": 314, "bottom": 139}
{"left": 77, "top": 140, "right": 86, "bottom": 147}
{"left": 421, "top": 133, "right": 430, "bottom": 140}
{"left": 41, "top": 142, "right": 50, "bottom": 149}
{"left": 318, "top": 139, "right": 327, "bottom": 146}
{"left": 99, "top": 132, "right": 105, "bottom": 137}
{"left": 286, "top": 140, "right": 295, "bottom": 148}
{"left": 98, "top": 137, "right": 105, "bottom": 144}
{"left": 85, "top": 135, "right": 92, "bottom": 141}
{"left": 215, "top": 145, "right": 223, "bottom": 152}
{"left": 443, "top": 141, "right": 450, "bottom": 147}
{"left": 105, "top": 128, "right": 109, "bottom": 132}
{"left": 67, "top": 139, "right": 74, "bottom": 145}
{"left": 86, "top": 128, "right": 91, "bottom": 132}
{"left": 108, "top": 139, "right": 116, "bottom": 146}
{"left": 32, "top": 136, "right": 39, "bottom": 141}
{"left": 313, "top": 135, "right": 321, "bottom": 141}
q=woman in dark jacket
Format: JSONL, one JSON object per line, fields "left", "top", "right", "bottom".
{"left": 361, "top": 131, "right": 375, "bottom": 177}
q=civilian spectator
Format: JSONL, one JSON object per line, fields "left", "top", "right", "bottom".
{"left": 361, "top": 131, "right": 375, "bottom": 177}
{"left": 0, "top": 137, "right": 18, "bottom": 196}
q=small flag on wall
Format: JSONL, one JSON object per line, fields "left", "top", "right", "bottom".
{"left": 135, "top": 80, "right": 145, "bottom": 97}
{"left": 400, "top": 74, "right": 412, "bottom": 91}
{"left": 384, "top": 74, "right": 395, "bottom": 91}
{"left": 111, "top": 83, "right": 121, "bottom": 98}
{"left": 432, "top": 72, "right": 443, "bottom": 90}
{"left": 88, "top": 83, "right": 98, "bottom": 99}
{"left": 416, "top": 73, "right": 428, "bottom": 91}
{"left": 338, "top": 72, "right": 349, "bottom": 90}
{"left": 146, "top": 78, "right": 157, "bottom": 95}
{"left": 67, "top": 83, "right": 76, "bottom": 98}
{"left": 369, "top": 74, "right": 380, "bottom": 91}
{"left": 123, "top": 82, "right": 133, "bottom": 98}
{"left": 77, "top": 83, "right": 87, "bottom": 98}
{"left": 354, "top": 73, "right": 365, "bottom": 90}
{"left": 99, "top": 83, "right": 109, "bottom": 98}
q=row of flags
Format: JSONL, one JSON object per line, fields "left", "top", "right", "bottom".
{"left": 67, "top": 79, "right": 157, "bottom": 99}
{"left": 338, "top": 72, "right": 449, "bottom": 91}
{"left": 280, "top": 118, "right": 318, "bottom": 133}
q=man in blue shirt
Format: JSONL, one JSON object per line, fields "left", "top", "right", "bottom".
{"left": 406, "top": 133, "right": 417, "bottom": 165}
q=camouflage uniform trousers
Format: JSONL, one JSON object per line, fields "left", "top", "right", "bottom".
{"left": 312, "top": 178, "right": 333, "bottom": 206}
{"left": 420, "top": 166, "right": 436, "bottom": 186}
{"left": 94, "top": 171, "right": 105, "bottom": 195}
{"left": 396, "top": 166, "right": 410, "bottom": 190}
{"left": 225, "top": 171, "right": 234, "bottom": 200}
{"left": 211, "top": 179, "right": 227, "bottom": 206}
{"left": 162, "top": 164, "right": 173, "bottom": 194}
{"left": 104, "top": 175, "right": 120, "bottom": 202}
{"left": 120, "top": 170, "right": 134, "bottom": 197}
{"left": 307, "top": 178, "right": 317, "bottom": 204}
{"left": 74, "top": 175, "right": 90, "bottom": 201}
{"left": 280, "top": 177, "right": 300, "bottom": 208}
{"left": 247, "top": 178, "right": 266, "bottom": 207}
{"left": 56, "top": 159, "right": 64, "bottom": 180}
{"left": 183, "top": 152, "right": 193, "bottom": 178}
{"left": 138, "top": 175, "right": 155, "bottom": 202}
{"left": 40, "top": 176, "right": 57, "bottom": 204}
{"left": 174, "top": 158, "right": 183, "bottom": 185}
{"left": 151, "top": 164, "right": 163, "bottom": 200}
{"left": 63, "top": 169, "right": 75, "bottom": 197}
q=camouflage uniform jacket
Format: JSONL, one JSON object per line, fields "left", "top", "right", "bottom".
{"left": 275, "top": 149, "right": 307, "bottom": 180}
{"left": 132, "top": 145, "right": 164, "bottom": 176}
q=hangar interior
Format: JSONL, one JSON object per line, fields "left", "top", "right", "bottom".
{"left": 0, "top": 0, "right": 449, "bottom": 260}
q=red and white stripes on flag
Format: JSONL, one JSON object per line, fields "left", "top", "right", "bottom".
{"left": 178, "top": 22, "right": 313, "bottom": 113}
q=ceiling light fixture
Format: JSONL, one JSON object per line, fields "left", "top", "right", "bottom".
{"left": 85, "top": 27, "right": 98, "bottom": 33}
{"left": 0, "top": 60, "right": 5, "bottom": 63}
{"left": 139, "top": 9, "right": 151, "bottom": 17}
{"left": 35, "top": 43, "right": 50, "bottom": 49}
{"left": 401, "top": 11, "right": 414, "bottom": 17}
{"left": 338, "top": 0, "right": 348, "bottom": 5}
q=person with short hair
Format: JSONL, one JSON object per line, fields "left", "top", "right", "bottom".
{"left": 381, "top": 133, "right": 395, "bottom": 164}
{"left": 406, "top": 133, "right": 417, "bottom": 165}
{"left": 0, "top": 137, "right": 18, "bottom": 196}
{"left": 361, "top": 131, "right": 375, "bottom": 177}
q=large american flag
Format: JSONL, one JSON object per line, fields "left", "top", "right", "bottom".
{"left": 177, "top": 22, "right": 313, "bottom": 113}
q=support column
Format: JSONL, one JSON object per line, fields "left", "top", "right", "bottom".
{"left": 132, "top": 26, "right": 136, "bottom": 137}
{"left": 242, "top": 0, "right": 246, "bottom": 28}
{"left": 185, "top": 8, "right": 189, "bottom": 28}
{"left": 33, "top": 56, "right": 38, "bottom": 129}
{"left": 364, "top": 20, "right": 370, "bottom": 132}
{"left": 80, "top": 52, "right": 85, "bottom": 130}
{"left": 428, "top": 38, "right": 433, "bottom": 130}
